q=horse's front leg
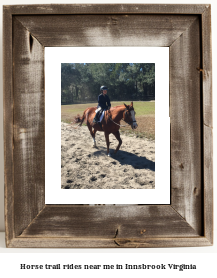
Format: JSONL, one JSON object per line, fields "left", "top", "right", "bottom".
{"left": 104, "top": 132, "right": 111, "bottom": 156}
{"left": 112, "top": 131, "right": 122, "bottom": 154}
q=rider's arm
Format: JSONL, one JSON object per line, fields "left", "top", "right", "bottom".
{"left": 98, "top": 95, "right": 101, "bottom": 105}
{"left": 97, "top": 95, "right": 102, "bottom": 109}
{"left": 98, "top": 94, "right": 106, "bottom": 109}
{"left": 106, "top": 95, "right": 111, "bottom": 109}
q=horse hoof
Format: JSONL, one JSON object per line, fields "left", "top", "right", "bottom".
{"left": 107, "top": 153, "right": 111, "bottom": 157}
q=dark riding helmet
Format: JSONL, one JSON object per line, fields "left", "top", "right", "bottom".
{"left": 100, "top": 85, "right": 107, "bottom": 91}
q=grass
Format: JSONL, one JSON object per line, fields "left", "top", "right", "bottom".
{"left": 111, "top": 101, "right": 155, "bottom": 116}
{"left": 119, "top": 116, "right": 155, "bottom": 140}
{"left": 61, "top": 101, "right": 155, "bottom": 139}
{"left": 62, "top": 101, "right": 155, "bottom": 119}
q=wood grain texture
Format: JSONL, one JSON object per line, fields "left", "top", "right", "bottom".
{"left": 3, "top": 7, "right": 14, "bottom": 247}
{"left": 16, "top": 15, "right": 197, "bottom": 47}
{"left": 201, "top": 6, "right": 213, "bottom": 244}
{"left": 202, "top": 6, "right": 212, "bottom": 128}
{"left": 8, "top": 237, "right": 212, "bottom": 248}
{"left": 13, "top": 17, "right": 45, "bottom": 237}
{"left": 4, "top": 4, "right": 207, "bottom": 15}
{"left": 20, "top": 205, "right": 199, "bottom": 238}
{"left": 204, "top": 125, "right": 213, "bottom": 243}
{"left": 170, "top": 17, "right": 202, "bottom": 234}
{"left": 3, "top": 4, "right": 213, "bottom": 248}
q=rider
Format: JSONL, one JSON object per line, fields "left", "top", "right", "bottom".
{"left": 93, "top": 85, "right": 111, "bottom": 123}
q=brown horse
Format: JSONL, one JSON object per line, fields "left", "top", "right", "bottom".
{"left": 75, "top": 102, "right": 138, "bottom": 156}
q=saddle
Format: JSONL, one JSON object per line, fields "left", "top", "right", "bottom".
{"left": 94, "top": 107, "right": 103, "bottom": 122}
{"left": 93, "top": 108, "right": 105, "bottom": 130}
{"left": 97, "top": 109, "right": 103, "bottom": 121}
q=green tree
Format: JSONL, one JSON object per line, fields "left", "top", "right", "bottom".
{"left": 61, "top": 63, "right": 155, "bottom": 104}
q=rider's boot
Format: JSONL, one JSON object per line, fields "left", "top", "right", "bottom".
{"left": 93, "top": 112, "right": 99, "bottom": 123}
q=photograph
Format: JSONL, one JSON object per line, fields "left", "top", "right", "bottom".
{"left": 61, "top": 63, "right": 155, "bottom": 189}
{"left": 45, "top": 47, "right": 169, "bottom": 204}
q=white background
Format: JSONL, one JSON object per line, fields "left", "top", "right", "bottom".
{"left": 45, "top": 47, "right": 170, "bottom": 204}
{"left": 0, "top": 0, "right": 216, "bottom": 277}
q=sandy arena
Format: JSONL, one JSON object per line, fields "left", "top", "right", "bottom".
{"left": 61, "top": 122, "right": 155, "bottom": 189}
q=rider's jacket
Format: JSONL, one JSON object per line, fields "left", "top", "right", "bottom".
{"left": 97, "top": 94, "right": 111, "bottom": 110}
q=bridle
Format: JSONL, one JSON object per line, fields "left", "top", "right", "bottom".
{"left": 107, "top": 108, "right": 137, "bottom": 127}
{"left": 123, "top": 108, "right": 137, "bottom": 125}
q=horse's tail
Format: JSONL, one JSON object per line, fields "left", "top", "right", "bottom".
{"left": 74, "top": 109, "right": 89, "bottom": 127}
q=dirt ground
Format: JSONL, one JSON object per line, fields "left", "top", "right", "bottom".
{"left": 61, "top": 122, "right": 155, "bottom": 189}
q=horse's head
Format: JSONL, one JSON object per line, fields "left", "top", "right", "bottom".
{"left": 123, "top": 102, "right": 138, "bottom": 130}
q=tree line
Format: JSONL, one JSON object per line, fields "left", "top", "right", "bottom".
{"left": 61, "top": 63, "right": 155, "bottom": 104}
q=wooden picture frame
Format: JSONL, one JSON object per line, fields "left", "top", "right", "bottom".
{"left": 3, "top": 4, "right": 213, "bottom": 248}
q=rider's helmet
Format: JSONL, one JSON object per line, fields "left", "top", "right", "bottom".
{"left": 100, "top": 85, "right": 107, "bottom": 91}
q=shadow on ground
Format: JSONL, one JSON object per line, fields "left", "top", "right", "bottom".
{"left": 92, "top": 147, "right": 155, "bottom": 171}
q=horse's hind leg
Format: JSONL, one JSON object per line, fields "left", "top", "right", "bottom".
{"left": 112, "top": 131, "right": 122, "bottom": 154}
{"left": 87, "top": 124, "right": 97, "bottom": 147}
{"left": 92, "top": 129, "right": 97, "bottom": 147}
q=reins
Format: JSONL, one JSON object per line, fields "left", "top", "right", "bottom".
{"left": 108, "top": 115, "right": 127, "bottom": 127}
{"left": 107, "top": 108, "right": 137, "bottom": 127}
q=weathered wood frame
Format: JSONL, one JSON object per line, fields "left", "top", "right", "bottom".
{"left": 3, "top": 4, "right": 212, "bottom": 248}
